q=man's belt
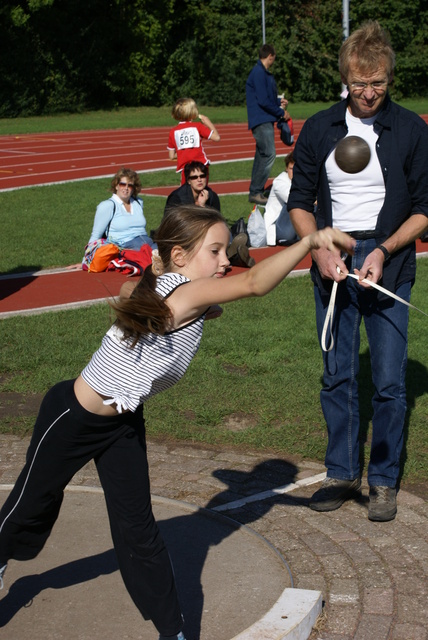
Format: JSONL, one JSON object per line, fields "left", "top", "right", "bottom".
{"left": 347, "top": 230, "right": 381, "bottom": 239}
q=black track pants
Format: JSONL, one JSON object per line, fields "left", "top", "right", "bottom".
{"left": 0, "top": 379, "right": 182, "bottom": 636}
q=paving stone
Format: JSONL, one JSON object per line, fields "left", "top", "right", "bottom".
{"left": 0, "top": 434, "right": 427, "bottom": 640}
{"left": 353, "top": 614, "right": 392, "bottom": 639}
{"left": 362, "top": 587, "right": 394, "bottom": 615}
{"left": 391, "top": 623, "right": 427, "bottom": 640}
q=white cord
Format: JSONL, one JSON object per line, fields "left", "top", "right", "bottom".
{"left": 321, "top": 273, "right": 427, "bottom": 352}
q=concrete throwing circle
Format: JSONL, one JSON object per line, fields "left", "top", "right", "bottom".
{"left": 0, "top": 487, "right": 291, "bottom": 639}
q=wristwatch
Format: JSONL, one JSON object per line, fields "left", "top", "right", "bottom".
{"left": 376, "top": 244, "right": 391, "bottom": 262}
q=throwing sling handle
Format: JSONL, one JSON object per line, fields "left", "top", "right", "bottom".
{"left": 321, "top": 271, "right": 427, "bottom": 353}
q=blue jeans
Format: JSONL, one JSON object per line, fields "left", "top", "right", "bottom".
{"left": 314, "top": 238, "right": 411, "bottom": 487}
{"left": 119, "top": 235, "right": 157, "bottom": 250}
{"left": 249, "top": 122, "right": 276, "bottom": 196}
{"left": 276, "top": 203, "right": 299, "bottom": 245}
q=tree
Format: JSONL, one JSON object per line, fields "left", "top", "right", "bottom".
{"left": 0, "top": 0, "right": 426, "bottom": 117}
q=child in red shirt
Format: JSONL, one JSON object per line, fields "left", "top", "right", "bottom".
{"left": 167, "top": 98, "right": 220, "bottom": 184}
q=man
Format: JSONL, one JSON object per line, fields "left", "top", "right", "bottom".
{"left": 246, "top": 44, "right": 289, "bottom": 205}
{"left": 288, "top": 21, "right": 428, "bottom": 522}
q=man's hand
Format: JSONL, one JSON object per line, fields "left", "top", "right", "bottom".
{"left": 305, "top": 228, "right": 355, "bottom": 281}
{"left": 354, "top": 247, "right": 385, "bottom": 288}
{"left": 312, "top": 246, "right": 349, "bottom": 281}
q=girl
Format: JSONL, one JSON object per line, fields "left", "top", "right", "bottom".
{"left": 0, "top": 206, "right": 354, "bottom": 639}
{"left": 167, "top": 98, "right": 220, "bottom": 185}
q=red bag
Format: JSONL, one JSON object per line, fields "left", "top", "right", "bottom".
{"left": 107, "top": 244, "right": 153, "bottom": 276}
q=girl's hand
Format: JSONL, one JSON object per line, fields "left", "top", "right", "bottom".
{"left": 205, "top": 304, "right": 223, "bottom": 320}
{"left": 304, "top": 228, "right": 355, "bottom": 281}
{"left": 306, "top": 227, "right": 355, "bottom": 255}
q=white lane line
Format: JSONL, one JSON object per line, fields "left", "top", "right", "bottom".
{"left": 0, "top": 297, "right": 113, "bottom": 320}
{"left": 212, "top": 472, "right": 326, "bottom": 512}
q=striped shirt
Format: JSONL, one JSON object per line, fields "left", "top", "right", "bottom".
{"left": 81, "top": 273, "right": 205, "bottom": 413}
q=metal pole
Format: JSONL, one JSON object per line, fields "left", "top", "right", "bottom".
{"left": 341, "top": 0, "right": 349, "bottom": 96}
{"left": 262, "top": 0, "right": 266, "bottom": 44}
{"left": 342, "top": 0, "right": 349, "bottom": 40}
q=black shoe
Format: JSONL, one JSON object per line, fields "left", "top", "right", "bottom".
{"left": 229, "top": 244, "right": 255, "bottom": 268}
{"left": 248, "top": 193, "right": 268, "bottom": 205}
{"left": 236, "top": 244, "right": 255, "bottom": 268}
{"left": 227, "top": 233, "right": 249, "bottom": 259}
{"left": 309, "top": 477, "right": 361, "bottom": 512}
{"left": 368, "top": 486, "right": 397, "bottom": 522}
{"left": 228, "top": 233, "right": 255, "bottom": 268}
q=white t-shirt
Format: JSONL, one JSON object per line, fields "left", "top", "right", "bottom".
{"left": 264, "top": 171, "right": 293, "bottom": 245}
{"left": 325, "top": 110, "right": 385, "bottom": 232}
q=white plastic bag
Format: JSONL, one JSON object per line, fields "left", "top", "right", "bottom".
{"left": 247, "top": 205, "right": 267, "bottom": 247}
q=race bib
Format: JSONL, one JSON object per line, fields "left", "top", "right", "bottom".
{"left": 174, "top": 127, "right": 201, "bottom": 150}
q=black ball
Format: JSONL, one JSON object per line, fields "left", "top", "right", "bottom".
{"left": 334, "top": 136, "right": 371, "bottom": 174}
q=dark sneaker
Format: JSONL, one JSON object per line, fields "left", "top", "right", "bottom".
{"left": 227, "top": 233, "right": 249, "bottom": 259}
{"left": 368, "top": 486, "right": 397, "bottom": 522}
{"left": 228, "top": 234, "right": 255, "bottom": 268}
{"left": 159, "top": 633, "right": 186, "bottom": 640}
{"left": 235, "top": 245, "right": 256, "bottom": 268}
{"left": 248, "top": 193, "right": 268, "bottom": 205}
{"left": 309, "top": 477, "right": 361, "bottom": 511}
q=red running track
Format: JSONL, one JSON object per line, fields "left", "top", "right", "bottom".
{"left": 0, "top": 247, "right": 313, "bottom": 318}
{"left": 1, "top": 116, "right": 427, "bottom": 192}
{"left": 0, "top": 122, "right": 304, "bottom": 192}
{"left": 2, "top": 240, "right": 427, "bottom": 318}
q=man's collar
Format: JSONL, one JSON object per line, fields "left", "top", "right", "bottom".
{"left": 258, "top": 59, "right": 271, "bottom": 73}
{"left": 332, "top": 92, "right": 392, "bottom": 126}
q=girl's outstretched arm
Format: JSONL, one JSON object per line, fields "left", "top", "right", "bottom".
{"left": 168, "top": 228, "right": 355, "bottom": 326}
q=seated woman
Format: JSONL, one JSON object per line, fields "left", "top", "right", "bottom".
{"left": 164, "top": 162, "right": 221, "bottom": 216}
{"left": 264, "top": 152, "right": 298, "bottom": 246}
{"left": 88, "top": 168, "right": 156, "bottom": 250}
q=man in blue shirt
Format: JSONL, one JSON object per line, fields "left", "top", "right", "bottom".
{"left": 246, "top": 44, "right": 289, "bottom": 205}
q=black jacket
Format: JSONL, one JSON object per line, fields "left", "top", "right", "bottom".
{"left": 164, "top": 183, "right": 221, "bottom": 216}
{"left": 288, "top": 95, "right": 428, "bottom": 293}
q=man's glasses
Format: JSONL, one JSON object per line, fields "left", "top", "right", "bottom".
{"left": 118, "top": 181, "right": 134, "bottom": 188}
{"left": 188, "top": 174, "right": 206, "bottom": 180}
{"left": 350, "top": 81, "right": 388, "bottom": 93}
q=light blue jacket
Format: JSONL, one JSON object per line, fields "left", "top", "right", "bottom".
{"left": 88, "top": 194, "right": 148, "bottom": 245}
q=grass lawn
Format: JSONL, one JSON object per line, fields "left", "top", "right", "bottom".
{"left": 1, "top": 260, "right": 427, "bottom": 488}
{"left": 0, "top": 98, "right": 427, "bottom": 135}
